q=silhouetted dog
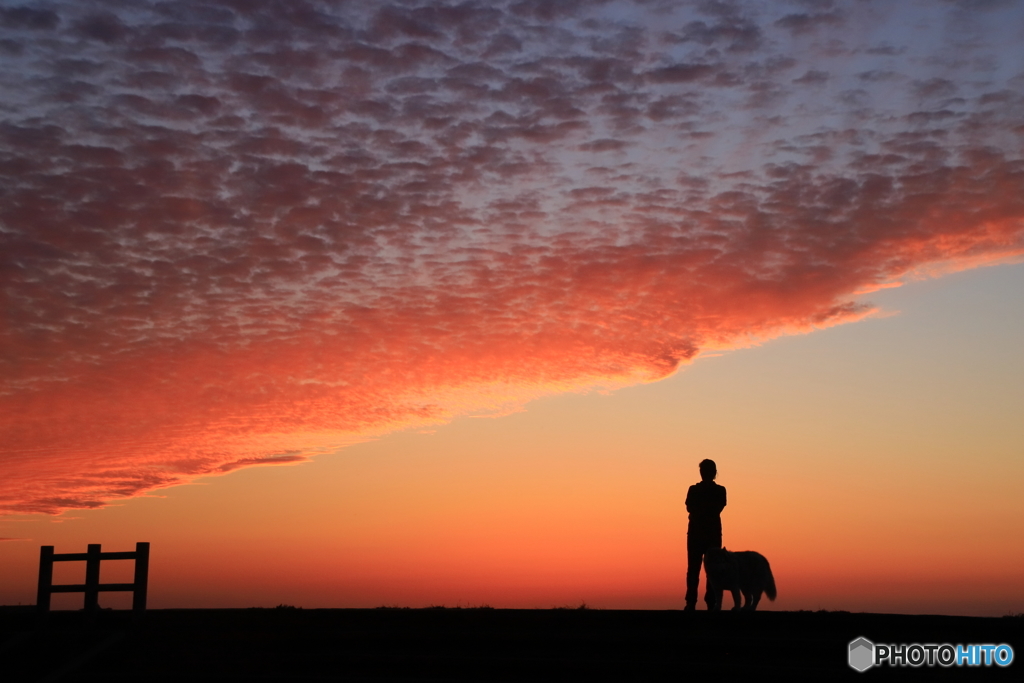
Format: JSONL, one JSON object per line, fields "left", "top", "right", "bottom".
{"left": 704, "top": 547, "right": 776, "bottom": 611}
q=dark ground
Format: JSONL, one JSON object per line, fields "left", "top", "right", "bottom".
{"left": 1, "top": 606, "right": 1021, "bottom": 682}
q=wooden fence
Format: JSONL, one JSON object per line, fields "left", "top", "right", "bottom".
{"left": 36, "top": 542, "right": 149, "bottom": 613}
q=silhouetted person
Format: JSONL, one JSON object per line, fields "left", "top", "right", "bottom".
{"left": 685, "top": 459, "right": 726, "bottom": 610}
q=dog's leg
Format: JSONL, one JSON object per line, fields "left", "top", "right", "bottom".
{"left": 730, "top": 587, "right": 742, "bottom": 611}
{"left": 705, "top": 576, "right": 721, "bottom": 611}
{"left": 747, "top": 589, "right": 761, "bottom": 611}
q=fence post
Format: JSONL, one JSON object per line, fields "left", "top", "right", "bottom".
{"left": 84, "top": 544, "right": 102, "bottom": 612}
{"left": 132, "top": 542, "right": 150, "bottom": 613}
{"left": 36, "top": 542, "right": 151, "bottom": 614}
{"left": 36, "top": 546, "right": 54, "bottom": 613}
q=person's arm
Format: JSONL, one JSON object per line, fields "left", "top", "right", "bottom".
{"left": 685, "top": 485, "right": 694, "bottom": 513}
{"left": 715, "top": 486, "right": 727, "bottom": 514}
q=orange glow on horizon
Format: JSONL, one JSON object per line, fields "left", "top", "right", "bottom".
{"left": 3, "top": 0, "right": 1024, "bottom": 619}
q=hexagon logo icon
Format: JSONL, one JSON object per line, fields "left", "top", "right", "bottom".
{"left": 849, "top": 637, "right": 875, "bottom": 672}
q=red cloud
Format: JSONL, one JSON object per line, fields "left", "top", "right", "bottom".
{"left": 2, "top": 0, "right": 1024, "bottom": 514}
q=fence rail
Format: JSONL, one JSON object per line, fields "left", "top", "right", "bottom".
{"left": 36, "top": 542, "right": 149, "bottom": 613}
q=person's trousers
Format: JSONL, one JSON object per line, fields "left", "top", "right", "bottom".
{"left": 685, "top": 533, "right": 722, "bottom": 608}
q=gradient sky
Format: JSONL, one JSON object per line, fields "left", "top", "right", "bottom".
{"left": 2, "top": 0, "right": 1023, "bottom": 615}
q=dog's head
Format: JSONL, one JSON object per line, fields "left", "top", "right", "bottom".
{"left": 704, "top": 547, "right": 731, "bottom": 569}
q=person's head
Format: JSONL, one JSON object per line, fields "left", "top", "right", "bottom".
{"left": 699, "top": 459, "right": 717, "bottom": 482}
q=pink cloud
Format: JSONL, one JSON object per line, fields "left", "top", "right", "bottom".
{"left": 2, "top": 0, "right": 1024, "bottom": 514}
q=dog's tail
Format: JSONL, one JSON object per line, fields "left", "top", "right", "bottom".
{"left": 765, "top": 561, "right": 777, "bottom": 601}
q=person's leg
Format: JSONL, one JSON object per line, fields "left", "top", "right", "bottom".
{"left": 702, "top": 535, "right": 722, "bottom": 610}
{"left": 685, "top": 534, "right": 704, "bottom": 609}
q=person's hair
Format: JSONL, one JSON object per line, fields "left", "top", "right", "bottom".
{"left": 699, "top": 459, "right": 717, "bottom": 479}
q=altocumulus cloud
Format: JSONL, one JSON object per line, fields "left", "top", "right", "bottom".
{"left": 2, "top": 0, "right": 1023, "bottom": 514}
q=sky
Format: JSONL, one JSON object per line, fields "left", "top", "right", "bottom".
{"left": 1, "top": 0, "right": 1023, "bottom": 615}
